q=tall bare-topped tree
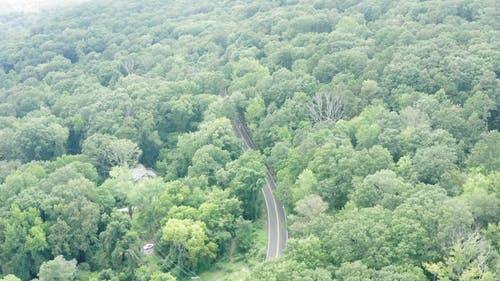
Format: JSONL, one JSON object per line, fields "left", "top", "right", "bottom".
{"left": 122, "top": 59, "right": 136, "bottom": 75}
{"left": 307, "top": 92, "right": 345, "bottom": 123}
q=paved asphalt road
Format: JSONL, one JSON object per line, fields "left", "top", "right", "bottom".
{"left": 233, "top": 117, "right": 287, "bottom": 260}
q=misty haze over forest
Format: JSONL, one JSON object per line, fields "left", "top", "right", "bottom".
{"left": 0, "top": 0, "right": 498, "bottom": 280}
{"left": 0, "top": 0, "right": 89, "bottom": 14}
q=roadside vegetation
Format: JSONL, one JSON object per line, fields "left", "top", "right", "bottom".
{"left": 0, "top": 0, "right": 498, "bottom": 280}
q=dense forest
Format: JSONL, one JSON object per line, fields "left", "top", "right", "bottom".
{"left": 0, "top": 0, "right": 498, "bottom": 280}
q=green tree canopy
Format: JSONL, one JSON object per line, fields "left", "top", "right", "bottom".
{"left": 37, "top": 255, "right": 77, "bottom": 281}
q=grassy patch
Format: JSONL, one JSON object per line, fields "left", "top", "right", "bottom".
{"left": 198, "top": 219, "right": 267, "bottom": 280}
{"left": 198, "top": 261, "right": 250, "bottom": 281}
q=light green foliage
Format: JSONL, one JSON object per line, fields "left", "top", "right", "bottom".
{"left": 460, "top": 171, "right": 500, "bottom": 227}
{"left": 411, "top": 145, "right": 458, "bottom": 184}
{"left": 161, "top": 219, "right": 217, "bottom": 267}
{"left": 46, "top": 156, "right": 100, "bottom": 183}
{"left": 82, "top": 134, "right": 142, "bottom": 175}
{"left": 423, "top": 232, "right": 498, "bottom": 281}
{"left": 182, "top": 118, "right": 240, "bottom": 157}
{"left": 288, "top": 194, "right": 329, "bottom": 237}
{"left": 198, "top": 188, "right": 242, "bottom": 251}
{"left": 129, "top": 177, "right": 171, "bottom": 234}
{"left": 374, "top": 111, "right": 402, "bottom": 158}
{"left": 99, "top": 166, "right": 135, "bottom": 208}
{"left": 147, "top": 179, "right": 204, "bottom": 226}
{"left": 360, "top": 80, "right": 384, "bottom": 107}
{"left": 157, "top": 118, "right": 240, "bottom": 180}
{"left": 150, "top": 271, "right": 177, "bottom": 281}
{"left": 351, "top": 169, "right": 411, "bottom": 210}
{"left": 0, "top": 275, "right": 21, "bottom": 281}
{"left": 254, "top": 92, "right": 311, "bottom": 148}
{"left": 483, "top": 223, "right": 500, "bottom": 250}
{"left": 160, "top": 95, "right": 195, "bottom": 133}
{"left": 291, "top": 169, "right": 317, "bottom": 204}
{"left": 0, "top": 161, "right": 113, "bottom": 279}
{"left": 309, "top": 143, "right": 394, "bottom": 209}
{"left": 37, "top": 255, "right": 77, "bottom": 281}
{"left": 400, "top": 107, "right": 431, "bottom": 130}
{"left": 96, "top": 61, "right": 122, "bottom": 87}
{"left": 462, "top": 92, "right": 496, "bottom": 123}
{"left": 97, "top": 213, "right": 140, "bottom": 272}
{"left": 335, "top": 261, "right": 427, "bottom": 281}
{"left": 14, "top": 116, "right": 68, "bottom": 162}
{"left": 167, "top": 206, "right": 200, "bottom": 221}
{"left": 467, "top": 131, "right": 500, "bottom": 172}
{"left": 0, "top": 128, "right": 16, "bottom": 160}
{"left": 0, "top": 0, "right": 498, "bottom": 279}
{"left": 230, "top": 58, "right": 270, "bottom": 95}
{"left": 259, "top": 69, "right": 318, "bottom": 109}
{"left": 289, "top": 186, "right": 476, "bottom": 274}
{"left": 221, "top": 150, "right": 266, "bottom": 220}
{"left": 45, "top": 180, "right": 101, "bottom": 259}
{"left": 234, "top": 218, "right": 255, "bottom": 252}
{"left": 324, "top": 206, "right": 393, "bottom": 268}
{"left": 335, "top": 261, "right": 373, "bottom": 281}
{"left": 285, "top": 236, "right": 328, "bottom": 269}
{"left": 96, "top": 268, "right": 119, "bottom": 281}
{"left": 249, "top": 259, "right": 332, "bottom": 281}
{"left": 347, "top": 106, "right": 386, "bottom": 144}
{"left": 391, "top": 187, "right": 474, "bottom": 264}
{"left": 188, "top": 144, "right": 231, "bottom": 186}
{"left": 0, "top": 164, "right": 45, "bottom": 206}
{"left": 245, "top": 96, "right": 266, "bottom": 129}
{"left": 383, "top": 54, "right": 432, "bottom": 93}
{"left": 0, "top": 205, "right": 48, "bottom": 280}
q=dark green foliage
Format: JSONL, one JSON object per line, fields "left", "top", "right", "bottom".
{"left": 14, "top": 116, "right": 68, "bottom": 162}
{"left": 82, "top": 134, "right": 141, "bottom": 176}
{"left": 0, "top": 0, "right": 498, "bottom": 280}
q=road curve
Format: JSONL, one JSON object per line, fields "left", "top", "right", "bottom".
{"left": 233, "top": 116, "right": 287, "bottom": 260}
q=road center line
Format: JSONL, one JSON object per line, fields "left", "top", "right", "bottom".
{"left": 262, "top": 184, "right": 272, "bottom": 259}
{"left": 268, "top": 181, "right": 281, "bottom": 258}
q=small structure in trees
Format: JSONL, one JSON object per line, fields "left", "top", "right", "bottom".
{"left": 142, "top": 243, "right": 155, "bottom": 255}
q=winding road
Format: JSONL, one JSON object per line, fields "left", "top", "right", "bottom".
{"left": 233, "top": 116, "right": 287, "bottom": 260}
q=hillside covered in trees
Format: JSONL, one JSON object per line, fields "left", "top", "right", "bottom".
{"left": 0, "top": 0, "right": 498, "bottom": 280}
